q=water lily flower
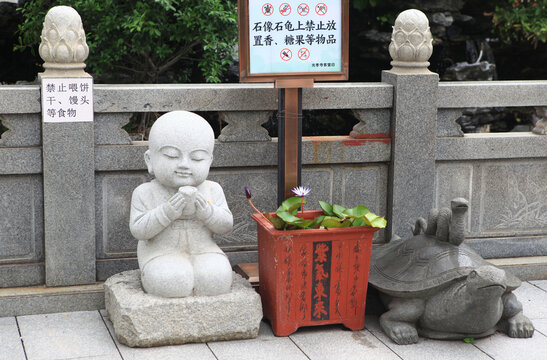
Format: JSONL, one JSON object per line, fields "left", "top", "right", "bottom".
{"left": 292, "top": 186, "right": 311, "bottom": 197}
{"left": 291, "top": 186, "right": 311, "bottom": 216}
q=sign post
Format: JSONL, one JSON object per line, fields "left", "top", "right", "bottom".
{"left": 239, "top": 0, "right": 349, "bottom": 203}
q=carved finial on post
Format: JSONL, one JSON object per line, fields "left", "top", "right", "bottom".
{"left": 388, "top": 9, "right": 433, "bottom": 74}
{"left": 39, "top": 6, "right": 89, "bottom": 77}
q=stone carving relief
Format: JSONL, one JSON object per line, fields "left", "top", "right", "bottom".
{"left": 495, "top": 166, "right": 547, "bottom": 230}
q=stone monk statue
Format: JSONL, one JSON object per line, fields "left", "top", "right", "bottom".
{"left": 130, "top": 111, "right": 233, "bottom": 298}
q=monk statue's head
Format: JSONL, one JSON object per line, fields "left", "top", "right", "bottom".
{"left": 145, "top": 111, "right": 214, "bottom": 191}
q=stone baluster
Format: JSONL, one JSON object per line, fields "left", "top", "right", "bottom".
{"left": 39, "top": 6, "right": 96, "bottom": 286}
{"left": 383, "top": 9, "right": 439, "bottom": 241}
{"left": 218, "top": 111, "right": 272, "bottom": 142}
{"left": 533, "top": 107, "right": 547, "bottom": 135}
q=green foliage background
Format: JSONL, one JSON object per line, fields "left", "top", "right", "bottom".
{"left": 16, "top": 0, "right": 238, "bottom": 83}
{"left": 493, "top": 0, "right": 547, "bottom": 47}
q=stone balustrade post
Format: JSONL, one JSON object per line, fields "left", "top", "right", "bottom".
{"left": 39, "top": 6, "right": 96, "bottom": 286}
{"left": 383, "top": 9, "right": 439, "bottom": 241}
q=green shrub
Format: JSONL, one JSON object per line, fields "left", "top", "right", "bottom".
{"left": 493, "top": 0, "right": 547, "bottom": 47}
{"left": 16, "top": 0, "right": 238, "bottom": 83}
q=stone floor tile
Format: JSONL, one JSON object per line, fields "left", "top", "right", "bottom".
{"left": 0, "top": 317, "right": 26, "bottom": 360}
{"left": 68, "top": 357, "right": 120, "bottom": 360}
{"left": 530, "top": 280, "right": 547, "bottom": 293}
{"left": 474, "top": 330, "right": 547, "bottom": 360}
{"left": 531, "top": 318, "right": 547, "bottom": 337}
{"left": 513, "top": 281, "right": 547, "bottom": 319}
{"left": 17, "top": 310, "right": 121, "bottom": 360}
{"left": 365, "top": 315, "right": 492, "bottom": 360}
{"left": 290, "top": 324, "right": 400, "bottom": 360}
{"left": 100, "top": 309, "right": 217, "bottom": 360}
{"left": 364, "top": 315, "right": 382, "bottom": 332}
{"left": 207, "top": 321, "right": 308, "bottom": 360}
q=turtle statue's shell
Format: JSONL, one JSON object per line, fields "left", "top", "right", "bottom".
{"left": 369, "top": 234, "right": 521, "bottom": 298}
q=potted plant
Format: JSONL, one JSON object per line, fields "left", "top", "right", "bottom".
{"left": 246, "top": 186, "right": 387, "bottom": 336}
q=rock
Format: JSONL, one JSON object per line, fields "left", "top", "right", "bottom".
{"left": 359, "top": 29, "right": 392, "bottom": 43}
{"left": 445, "top": 61, "right": 496, "bottom": 81}
{"left": 430, "top": 12, "right": 454, "bottom": 27}
{"left": 104, "top": 270, "right": 263, "bottom": 347}
{"left": 430, "top": 25, "right": 447, "bottom": 38}
{"left": 453, "top": 13, "right": 473, "bottom": 23}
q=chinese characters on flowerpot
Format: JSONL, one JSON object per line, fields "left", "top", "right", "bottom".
{"left": 247, "top": 186, "right": 387, "bottom": 336}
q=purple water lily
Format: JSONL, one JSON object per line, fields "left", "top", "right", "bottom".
{"left": 291, "top": 186, "right": 311, "bottom": 197}
{"left": 292, "top": 186, "right": 311, "bottom": 216}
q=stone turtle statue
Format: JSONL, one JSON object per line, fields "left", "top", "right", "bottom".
{"left": 369, "top": 198, "right": 534, "bottom": 345}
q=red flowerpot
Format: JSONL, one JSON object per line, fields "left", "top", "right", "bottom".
{"left": 252, "top": 210, "right": 379, "bottom": 336}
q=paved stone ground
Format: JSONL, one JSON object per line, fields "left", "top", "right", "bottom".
{"left": 1, "top": 280, "right": 546, "bottom": 360}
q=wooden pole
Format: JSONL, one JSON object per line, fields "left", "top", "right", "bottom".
{"left": 275, "top": 79, "right": 312, "bottom": 205}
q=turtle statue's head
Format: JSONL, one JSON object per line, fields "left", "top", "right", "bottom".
{"left": 451, "top": 198, "right": 469, "bottom": 215}
{"left": 465, "top": 265, "right": 507, "bottom": 297}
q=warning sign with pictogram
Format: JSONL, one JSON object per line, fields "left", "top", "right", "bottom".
{"left": 262, "top": 3, "right": 274, "bottom": 16}
{"left": 315, "top": 3, "right": 327, "bottom": 15}
{"left": 298, "top": 48, "right": 310, "bottom": 60}
{"left": 297, "top": 3, "right": 309, "bottom": 16}
{"left": 280, "top": 48, "right": 293, "bottom": 61}
{"left": 279, "top": 3, "right": 291, "bottom": 16}
{"left": 240, "top": 0, "right": 349, "bottom": 81}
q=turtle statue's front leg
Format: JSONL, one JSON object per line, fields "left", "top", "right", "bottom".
{"left": 497, "top": 292, "right": 534, "bottom": 338}
{"left": 379, "top": 296, "right": 425, "bottom": 345}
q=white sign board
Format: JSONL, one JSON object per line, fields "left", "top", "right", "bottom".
{"left": 41, "top": 78, "right": 93, "bottom": 123}
{"left": 248, "top": 1, "right": 342, "bottom": 74}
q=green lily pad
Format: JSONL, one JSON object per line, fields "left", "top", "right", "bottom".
{"left": 318, "top": 201, "right": 334, "bottom": 216}
{"left": 308, "top": 215, "right": 325, "bottom": 229}
{"left": 342, "top": 205, "right": 370, "bottom": 218}
{"left": 332, "top": 204, "right": 347, "bottom": 218}
{"left": 265, "top": 213, "right": 286, "bottom": 230}
{"left": 279, "top": 196, "right": 305, "bottom": 213}
{"left": 351, "top": 217, "right": 366, "bottom": 227}
{"left": 364, "top": 213, "right": 387, "bottom": 228}
{"left": 320, "top": 216, "right": 351, "bottom": 228}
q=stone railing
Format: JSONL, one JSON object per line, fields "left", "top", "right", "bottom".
{"left": 0, "top": 6, "right": 545, "bottom": 315}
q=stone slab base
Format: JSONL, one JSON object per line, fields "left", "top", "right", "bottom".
{"left": 0, "top": 283, "right": 104, "bottom": 317}
{"left": 104, "top": 270, "right": 263, "bottom": 347}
